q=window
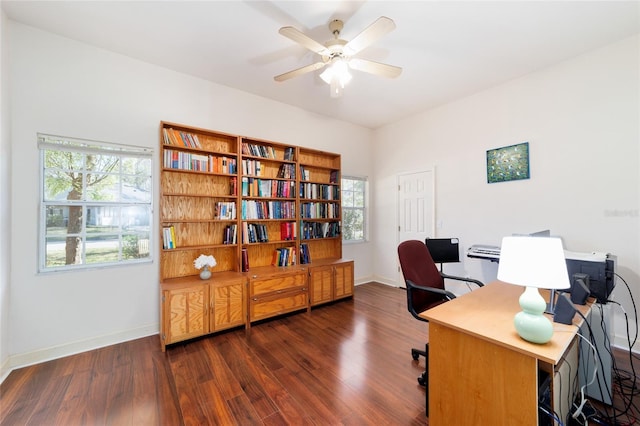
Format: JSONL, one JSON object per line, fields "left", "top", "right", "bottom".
{"left": 341, "top": 176, "right": 367, "bottom": 242}
{"left": 39, "top": 134, "right": 153, "bottom": 272}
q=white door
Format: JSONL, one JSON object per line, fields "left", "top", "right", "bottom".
{"left": 397, "top": 170, "right": 435, "bottom": 287}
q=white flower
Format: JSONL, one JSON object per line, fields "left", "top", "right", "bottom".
{"left": 194, "top": 254, "right": 216, "bottom": 270}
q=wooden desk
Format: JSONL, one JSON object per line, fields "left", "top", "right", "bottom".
{"left": 420, "top": 281, "right": 591, "bottom": 425}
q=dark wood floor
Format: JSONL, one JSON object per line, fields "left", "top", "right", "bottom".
{"left": 1, "top": 282, "right": 637, "bottom": 425}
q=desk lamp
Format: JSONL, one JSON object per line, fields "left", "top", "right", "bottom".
{"left": 497, "top": 236, "right": 570, "bottom": 344}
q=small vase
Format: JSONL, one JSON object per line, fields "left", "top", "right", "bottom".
{"left": 199, "top": 265, "right": 212, "bottom": 280}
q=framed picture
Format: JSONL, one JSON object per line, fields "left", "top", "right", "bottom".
{"left": 486, "top": 142, "right": 530, "bottom": 183}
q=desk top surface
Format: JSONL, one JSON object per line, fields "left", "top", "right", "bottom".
{"left": 420, "top": 280, "right": 591, "bottom": 365}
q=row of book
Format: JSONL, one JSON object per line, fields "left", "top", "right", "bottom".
{"left": 242, "top": 142, "right": 277, "bottom": 159}
{"left": 162, "top": 226, "right": 177, "bottom": 249}
{"left": 241, "top": 200, "right": 295, "bottom": 220}
{"left": 300, "top": 202, "right": 340, "bottom": 219}
{"left": 298, "top": 166, "right": 339, "bottom": 184}
{"left": 300, "top": 221, "right": 340, "bottom": 239}
{"left": 162, "top": 128, "right": 202, "bottom": 149}
{"left": 242, "top": 222, "right": 268, "bottom": 244}
{"left": 272, "top": 246, "right": 297, "bottom": 267}
{"left": 299, "top": 165, "right": 310, "bottom": 181}
{"left": 242, "top": 178, "right": 295, "bottom": 198}
{"left": 299, "top": 183, "right": 340, "bottom": 200}
{"left": 283, "top": 147, "right": 295, "bottom": 161}
{"left": 215, "top": 202, "right": 237, "bottom": 220}
{"left": 163, "top": 150, "right": 237, "bottom": 174}
{"left": 162, "top": 222, "right": 294, "bottom": 247}
{"left": 223, "top": 224, "right": 237, "bottom": 244}
{"left": 278, "top": 163, "right": 296, "bottom": 179}
{"left": 279, "top": 222, "right": 296, "bottom": 241}
{"left": 242, "top": 159, "right": 263, "bottom": 177}
{"left": 299, "top": 243, "right": 311, "bottom": 264}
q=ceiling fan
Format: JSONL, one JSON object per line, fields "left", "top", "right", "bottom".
{"left": 274, "top": 16, "right": 402, "bottom": 97}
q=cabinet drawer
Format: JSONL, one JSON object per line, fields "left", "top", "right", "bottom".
{"left": 250, "top": 289, "right": 308, "bottom": 322}
{"left": 250, "top": 272, "right": 306, "bottom": 296}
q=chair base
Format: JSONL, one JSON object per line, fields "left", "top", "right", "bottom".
{"left": 411, "top": 347, "right": 427, "bottom": 361}
{"left": 417, "top": 370, "right": 426, "bottom": 386}
{"left": 411, "top": 344, "right": 429, "bottom": 416}
{"left": 411, "top": 346, "right": 428, "bottom": 388}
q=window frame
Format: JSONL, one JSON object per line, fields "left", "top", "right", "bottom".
{"left": 341, "top": 175, "right": 367, "bottom": 244}
{"left": 38, "top": 134, "right": 154, "bottom": 273}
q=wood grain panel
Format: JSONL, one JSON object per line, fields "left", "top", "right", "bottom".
{"left": 428, "top": 322, "right": 538, "bottom": 425}
{"left": 212, "top": 280, "right": 246, "bottom": 331}
{"left": 298, "top": 148, "right": 340, "bottom": 169}
{"left": 161, "top": 172, "right": 235, "bottom": 197}
{"left": 161, "top": 246, "right": 237, "bottom": 278}
{"left": 165, "top": 285, "right": 208, "bottom": 344}
{"left": 161, "top": 196, "right": 216, "bottom": 221}
{"left": 250, "top": 272, "right": 306, "bottom": 296}
{"left": 334, "top": 261, "right": 354, "bottom": 299}
{"left": 249, "top": 290, "right": 308, "bottom": 322}
{"left": 304, "top": 238, "right": 342, "bottom": 260}
{"left": 309, "top": 265, "right": 333, "bottom": 305}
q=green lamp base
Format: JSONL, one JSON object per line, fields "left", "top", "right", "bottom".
{"left": 514, "top": 286, "right": 553, "bottom": 344}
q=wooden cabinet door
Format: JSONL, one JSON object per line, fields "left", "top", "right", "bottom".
{"left": 334, "top": 261, "right": 354, "bottom": 300}
{"left": 309, "top": 265, "right": 334, "bottom": 306}
{"left": 162, "top": 284, "right": 208, "bottom": 345}
{"left": 211, "top": 279, "right": 246, "bottom": 331}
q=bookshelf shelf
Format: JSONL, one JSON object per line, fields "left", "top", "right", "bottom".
{"left": 159, "top": 122, "right": 352, "bottom": 351}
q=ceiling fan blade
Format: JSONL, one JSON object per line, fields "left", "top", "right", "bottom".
{"left": 274, "top": 61, "right": 327, "bottom": 82}
{"left": 344, "top": 16, "right": 396, "bottom": 56}
{"left": 348, "top": 58, "right": 402, "bottom": 78}
{"left": 279, "top": 26, "right": 329, "bottom": 55}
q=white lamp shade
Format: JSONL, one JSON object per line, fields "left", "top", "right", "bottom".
{"left": 497, "top": 236, "right": 570, "bottom": 290}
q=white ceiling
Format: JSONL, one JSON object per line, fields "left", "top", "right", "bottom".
{"left": 2, "top": 1, "right": 640, "bottom": 129}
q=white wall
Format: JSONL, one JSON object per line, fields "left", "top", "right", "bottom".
{"left": 372, "top": 35, "right": 640, "bottom": 351}
{"left": 7, "top": 22, "right": 373, "bottom": 368}
{"left": 0, "top": 8, "right": 12, "bottom": 382}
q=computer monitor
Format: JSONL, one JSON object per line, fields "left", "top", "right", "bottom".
{"left": 425, "top": 238, "right": 460, "bottom": 264}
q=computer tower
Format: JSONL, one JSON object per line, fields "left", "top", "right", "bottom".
{"left": 578, "top": 304, "right": 613, "bottom": 405}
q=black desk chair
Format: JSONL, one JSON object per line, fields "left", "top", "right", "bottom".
{"left": 397, "top": 239, "right": 484, "bottom": 413}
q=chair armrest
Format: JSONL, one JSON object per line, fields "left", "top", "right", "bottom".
{"left": 440, "top": 273, "right": 484, "bottom": 287}
{"left": 405, "top": 279, "right": 456, "bottom": 302}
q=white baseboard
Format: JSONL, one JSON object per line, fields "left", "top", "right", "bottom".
{"left": 2, "top": 324, "right": 158, "bottom": 384}
{"left": 354, "top": 275, "right": 379, "bottom": 286}
{"left": 0, "top": 355, "right": 10, "bottom": 385}
{"left": 360, "top": 275, "right": 399, "bottom": 287}
{"left": 613, "top": 335, "right": 640, "bottom": 354}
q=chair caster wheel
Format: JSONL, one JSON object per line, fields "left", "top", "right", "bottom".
{"left": 417, "top": 376, "right": 425, "bottom": 386}
{"left": 411, "top": 349, "right": 420, "bottom": 360}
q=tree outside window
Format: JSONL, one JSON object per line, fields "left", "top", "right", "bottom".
{"left": 341, "top": 176, "right": 366, "bottom": 242}
{"left": 40, "top": 134, "right": 152, "bottom": 271}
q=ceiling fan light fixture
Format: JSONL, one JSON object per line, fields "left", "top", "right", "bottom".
{"left": 275, "top": 16, "right": 401, "bottom": 98}
{"left": 320, "top": 58, "right": 352, "bottom": 97}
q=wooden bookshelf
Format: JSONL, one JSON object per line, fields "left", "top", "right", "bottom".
{"left": 159, "top": 122, "right": 353, "bottom": 350}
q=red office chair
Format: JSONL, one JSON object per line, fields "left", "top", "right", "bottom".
{"left": 397, "top": 240, "right": 483, "bottom": 413}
